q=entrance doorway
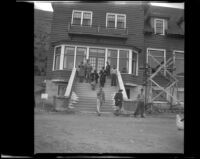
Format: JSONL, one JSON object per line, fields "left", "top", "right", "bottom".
{"left": 89, "top": 48, "right": 105, "bottom": 73}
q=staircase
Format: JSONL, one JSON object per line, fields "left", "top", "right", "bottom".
{"left": 72, "top": 78, "right": 119, "bottom": 113}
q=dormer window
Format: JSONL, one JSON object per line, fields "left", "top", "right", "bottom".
{"left": 72, "top": 10, "right": 92, "bottom": 26}
{"left": 154, "top": 18, "right": 166, "bottom": 35}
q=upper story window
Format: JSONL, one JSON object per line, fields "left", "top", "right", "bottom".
{"left": 154, "top": 18, "right": 166, "bottom": 35}
{"left": 106, "top": 13, "right": 126, "bottom": 29}
{"left": 72, "top": 10, "right": 92, "bottom": 26}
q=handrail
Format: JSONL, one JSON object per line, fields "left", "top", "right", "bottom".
{"left": 64, "top": 67, "right": 77, "bottom": 97}
{"left": 116, "top": 70, "right": 128, "bottom": 101}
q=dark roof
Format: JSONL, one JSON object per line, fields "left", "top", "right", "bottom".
{"left": 144, "top": 6, "right": 184, "bottom": 36}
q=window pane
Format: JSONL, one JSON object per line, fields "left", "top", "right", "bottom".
{"left": 89, "top": 48, "right": 98, "bottom": 56}
{"left": 149, "top": 50, "right": 164, "bottom": 57}
{"left": 107, "top": 58, "right": 117, "bottom": 69}
{"left": 63, "top": 47, "right": 75, "bottom": 69}
{"left": 117, "top": 22, "right": 125, "bottom": 29}
{"left": 107, "top": 14, "right": 115, "bottom": 28}
{"left": 107, "top": 21, "right": 115, "bottom": 28}
{"left": 119, "top": 50, "right": 129, "bottom": 58}
{"left": 175, "top": 53, "right": 184, "bottom": 59}
{"left": 108, "top": 49, "right": 117, "bottom": 58}
{"left": 73, "top": 18, "right": 81, "bottom": 25}
{"left": 54, "top": 55, "right": 60, "bottom": 70}
{"left": 58, "top": 85, "right": 66, "bottom": 96}
{"left": 83, "top": 12, "right": 91, "bottom": 19}
{"left": 82, "top": 19, "right": 91, "bottom": 26}
{"left": 177, "top": 91, "right": 184, "bottom": 102}
{"left": 55, "top": 46, "right": 61, "bottom": 55}
{"left": 132, "top": 52, "right": 137, "bottom": 75}
{"left": 76, "top": 47, "right": 86, "bottom": 68}
{"left": 155, "top": 20, "right": 164, "bottom": 34}
{"left": 175, "top": 59, "right": 184, "bottom": 76}
{"left": 117, "top": 15, "right": 125, "bottom": 22}
{"left": 119, "top": 59, "right": 129, "bottom": 73}
{"left": 73, "top": 11, "right": 81, "bottom": 18}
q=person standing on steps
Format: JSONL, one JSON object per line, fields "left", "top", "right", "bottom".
{"left": 106, "top": 61, "right": 111, "bottom": 78}
{"left": 96, "top": 87, "right": 105, "bottom": 116}
{"left": 99, "top": 67, "right": 106, "bottom": 87}
{"left": 134, "top": 88, "right": 145, "bottom": 118}
{"left": 111, "top": 65, "right": 117, "bottom": 86}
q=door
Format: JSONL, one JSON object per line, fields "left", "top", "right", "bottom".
{"left": 89, "top": 48, "right": 105, "bottom": 73}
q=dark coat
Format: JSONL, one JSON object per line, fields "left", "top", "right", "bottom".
{"left": 114, "top": 92, "right": 123, "bottom": 106}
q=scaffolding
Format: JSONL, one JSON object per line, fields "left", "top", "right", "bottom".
{"left": 144, "top": 53, "right": 181, "bottom": 108}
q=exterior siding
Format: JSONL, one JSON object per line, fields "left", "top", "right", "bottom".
{"left": 47, "top": 2, "right": 184, "bottom": 89}
{"left": 144, "top": 6, "right": 184, "bottom": 89}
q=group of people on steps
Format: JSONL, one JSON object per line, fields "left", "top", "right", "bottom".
{"left": 77, "top": 59, "right": 145, "bottom": 117}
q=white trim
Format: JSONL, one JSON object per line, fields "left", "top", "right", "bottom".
{"left": 129, "top": 50, "right": 132, "bottom": 74}
{"left": 52, "top": 45, "right": 62, "bottom": 71}
{"left": 106, "top": 13, "right": 126, "bottom": 29}
{"left": 154, "top": 18, "right": 165, "bottom": 35}
{"left": 71, "top": 10, "right": 93, "bottom": 26}
{"left": 117, "top": 49, "right": 119, "bottom": 70}
{"left": 136, "top": 52, "right": 139, "bottom": 76}
{"left": 59, "top": 45, "right": 65, "bottom": 70}
{"left": 105, "top": 48, "right": 108, "bottom": 67}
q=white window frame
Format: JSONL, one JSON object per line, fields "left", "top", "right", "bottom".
{"left": 106, "top": 13, "right": 126, "bottom": 29}
{"left": 71, "top": 10, "right": 93, "bottom": 26}
{"left": 147, "top": 48, "right": 166, "bottom": 75}
{"left": 173, "top": 50, "right": 184, "bottom": 77}
{"left": 131, "top": 50, "right": 139, "bottom": 76}
{"left": 154, "top": 18, "right": 165, "bottom": 35}
{"left": 52, "top": 45, "right": 63, "bottom": 71}
{"left": 52, "top": 44, "right": 136, "bottom": 75}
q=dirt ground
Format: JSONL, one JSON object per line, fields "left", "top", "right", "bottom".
{"left": 34, "top": 112, "right": 184, "bottom": 154}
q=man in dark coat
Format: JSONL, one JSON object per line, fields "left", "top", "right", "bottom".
{"left": 114, "top": 89, "right": 123, "bottom": 113}
{"left": 99, "top": 67, "right": 106, "bottom": 87}
{"left": 106, "top": 61, "right": 111, "bottom": 77}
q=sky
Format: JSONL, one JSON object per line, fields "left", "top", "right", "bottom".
{"left": 33, "top": 2, "right": 184, "bottom": 12}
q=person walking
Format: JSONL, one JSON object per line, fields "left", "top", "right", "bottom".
{"left": 134, "top": 88, "right": 145, "bottom": 118}
{"left": 106, "top": 61, "right": 111, "bottom": 77}
{"left": 96, "top": 87, "right": 105, "bottom": 116}
{"left": 99, "top": 67, "right": 106, "bottom": 87}
{"left": 114, "top": 89, "right": 123, "bottom": 115}
{"left": 90, "top": 69, "right": 96, "bottom": 90}
{"left": 111, "top": 65, "right": 117, "bottom": 86}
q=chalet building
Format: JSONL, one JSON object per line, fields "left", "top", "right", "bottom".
{"left": 45, "top": 2, "right": 184, "bottom": 111}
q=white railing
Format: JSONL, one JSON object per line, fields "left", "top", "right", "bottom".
{"left": 116, "top": 70, "right": 128, "bottom": 100}
{"left": 64, "top": 67, "right": 77, "bottom": 97}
